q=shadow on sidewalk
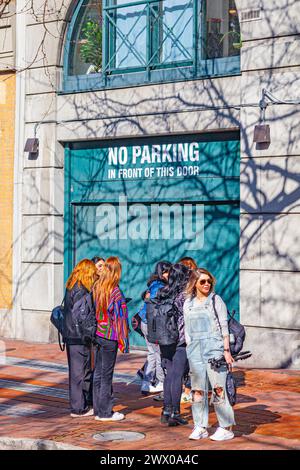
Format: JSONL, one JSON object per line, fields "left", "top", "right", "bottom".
{"left": 233, "top": 404, "right": 282, "bottom": 436}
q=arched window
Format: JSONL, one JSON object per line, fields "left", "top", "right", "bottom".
{"left": 63, "top": 0, "right": 240, "bottom": 92}
{"left": 67, "top": 0, "right": 102, "bottom": 76}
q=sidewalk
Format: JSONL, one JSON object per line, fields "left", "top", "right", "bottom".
{"left": 0, "top": 338, "right": 299, "bottom": 450}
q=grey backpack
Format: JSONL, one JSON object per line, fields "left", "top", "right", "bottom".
{"left": 212, "top": 294, "right": 245, "bottom": 354}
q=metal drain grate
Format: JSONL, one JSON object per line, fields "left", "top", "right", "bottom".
{"left": 93, "top": 431, "right": 145, "bottom": 442}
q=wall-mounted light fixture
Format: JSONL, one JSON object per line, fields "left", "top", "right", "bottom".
{"left": 24, "top": 122, "right": 40, "bottom": 160}
{"left": 254, "top": 88, "right": 300, "bottom": 147}
{"left": 253, "top": 88, "right": 271, "bottom": 146}
{"left": 253, "top": 124, "right": 270, "bottom": 144}
{"left": 24, "top": 137, "right": 39, "bottom": 159}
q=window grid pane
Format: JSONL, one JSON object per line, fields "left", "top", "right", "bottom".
{"left": 104, "top": 0, "right": 195, "bottom": 73}
{"left": 109, "top": 3, "right": 148, "bottom": 69}
{"left": 157, "top": 0, "right": 194, "bottom": 65}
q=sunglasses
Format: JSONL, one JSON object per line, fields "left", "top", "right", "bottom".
{"left": 199, "top": 279, "right": 212, "bottom": 286}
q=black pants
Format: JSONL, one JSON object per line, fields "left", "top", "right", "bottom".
{"left": 93, "top": 336, "right": 118, "bottom": 418}
{"left": 160, "top": 343, "right": 188, "bottom": 411}
{"left": 66, "top": 344, "right": 92, "bottom": 414}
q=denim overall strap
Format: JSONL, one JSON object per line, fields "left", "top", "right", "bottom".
{"left": 212, "top": 293, "right": 222, "bottom": 335}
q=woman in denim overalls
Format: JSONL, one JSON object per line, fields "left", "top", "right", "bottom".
{"left": 183, "top": 268, "right": 235, "bottom": 442}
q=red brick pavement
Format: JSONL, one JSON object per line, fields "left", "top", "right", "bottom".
{"left": 0, "top": 339, "right": 299, "bottom": 450}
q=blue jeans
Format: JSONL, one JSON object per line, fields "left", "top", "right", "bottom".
{"left": 185, "top": 297, "right": 235, "bottom": 428}
{"left": 141, "top": 322, "right": 164, "bottom": 387}
{"left": 93, "top": 336, "right": 118, "bottom": 418}
{"left": 188, "top": 356, "right": 235, "bottom": 428}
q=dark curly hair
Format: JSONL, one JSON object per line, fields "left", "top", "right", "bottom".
{"left": 147, "top": 261, "right": 172, "bottom": 287}
{"left": 157, "top": 263, "right": 190, "bottom": 301}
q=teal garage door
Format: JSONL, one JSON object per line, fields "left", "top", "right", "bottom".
{"left": 64, "top": 133, "right": 240, "bottom": 347}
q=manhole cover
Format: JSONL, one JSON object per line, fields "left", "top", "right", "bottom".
{"left": 93, "top": 431, "right": 145, "bottom": 442}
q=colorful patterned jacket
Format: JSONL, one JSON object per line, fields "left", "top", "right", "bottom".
{"left": 96, "top": 286, "right": 130, "bottom": 353}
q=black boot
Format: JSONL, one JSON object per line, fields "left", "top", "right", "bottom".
{"left": 168, "top": 408, "right": 188, "bottom": 427}
{"left": 160, "top": 405, "right": 172, "bottom": 424}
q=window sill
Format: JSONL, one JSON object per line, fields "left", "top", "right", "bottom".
{"left": 60, "top": 57, "right": 240, "bottom": 95}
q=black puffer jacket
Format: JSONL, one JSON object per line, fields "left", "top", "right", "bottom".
{"left": 64, "top": 282, "right": 89, "bottom": 345}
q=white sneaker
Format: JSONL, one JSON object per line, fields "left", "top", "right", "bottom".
{"left": 209, "top": 427, "right": 234, "bottom": 441}
{"left": 70, "top": 408, "right": 94, "bottom": 418}
{"left": 95, "top": 412, "right": 125, "bottom": 422}
{"left": 189, "top": 426, "right": 209, "bottom": 440}
{"left": 149, "top": 382, "right": 164, "bottom": 393}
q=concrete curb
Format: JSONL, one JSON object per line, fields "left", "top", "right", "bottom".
{"left": 0, "top": 436, "right": 87, "bottom": 451}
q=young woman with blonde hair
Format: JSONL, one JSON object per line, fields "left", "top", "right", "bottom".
{"left": 93, "top": 256, "right": 129, "bottom": 422}
{"left": 184, "top": 268, "right": 235, "bottom": 441}
{"left": 64, "top": 258, "right": 98, "bottom": 418}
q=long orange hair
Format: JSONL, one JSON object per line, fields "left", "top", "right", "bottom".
{"left": 93, "top": 256, "right": 122, "bottom": 315}
{"left": 178, "top": 257, "right": 198, "bottom": 270}
{"left": 66, "top": 259, "right": 97, "bottom": 292}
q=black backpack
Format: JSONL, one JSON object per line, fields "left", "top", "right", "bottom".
{"left": 212, "top": 294, "right": 245, "bottom": 355}
{"left": 146, "top": 297, "right": 179, "bottom": 346}
{"left": 131, "top": 312, "right": 144, "bottom": 338}
{"left": 72, "top": 292, "right": 97, "bottom": 345}
{"left": 50, "top": 303, "right": 66, "bottom": 351}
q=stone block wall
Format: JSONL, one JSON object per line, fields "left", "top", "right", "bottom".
{"left": 238, "top": 0, "right": 300, "bottom": 368}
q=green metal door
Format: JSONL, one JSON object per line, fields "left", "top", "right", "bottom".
{"left": 64, "top": 133, "right": 240, "bottom": 347}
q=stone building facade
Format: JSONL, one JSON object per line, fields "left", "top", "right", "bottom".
{"left": 1, "top": 0, "right": 300, "bottom": 369}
